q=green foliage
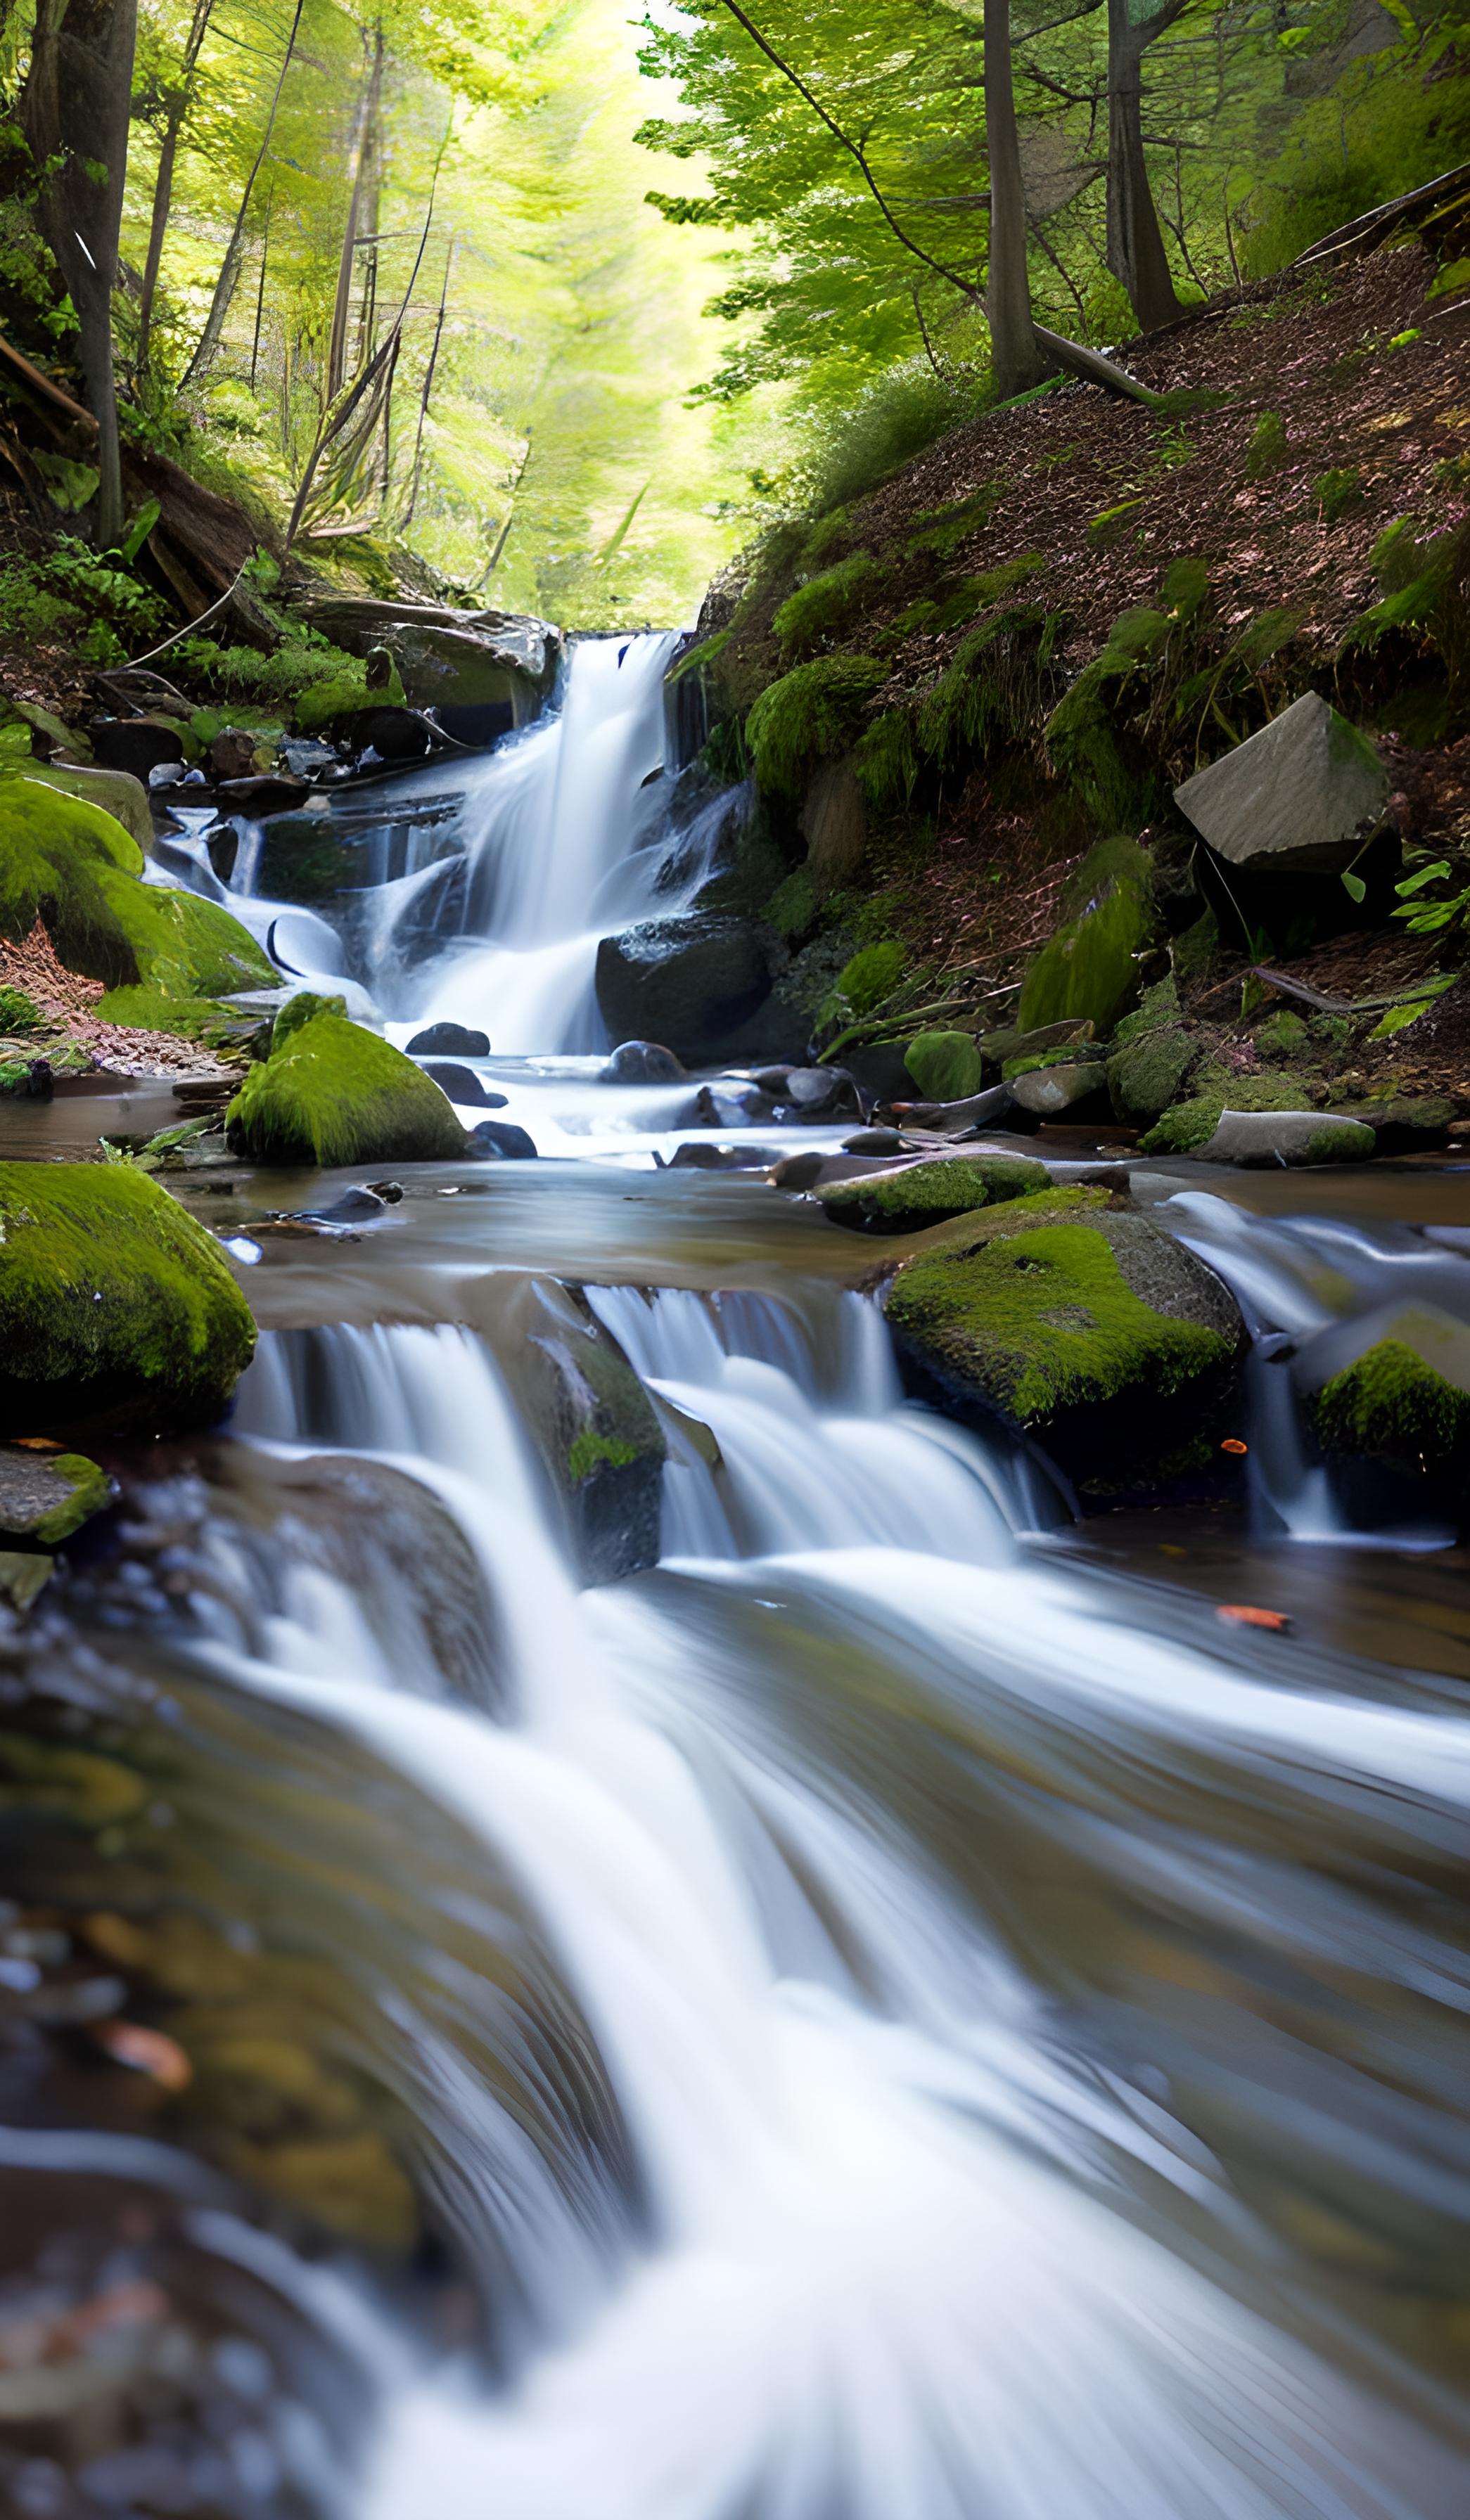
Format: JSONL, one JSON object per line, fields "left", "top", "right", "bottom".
{"left": 176, "top": 641, "right": 393, "bottom": 724}
{"left": 0, "top": 1159, "right": 255, "bottom": 1440}
{"left": 0, "top": 539, "right": 165, "bottom": 663}
{"left": 905, "top": 487, "right": 1003, "bottom": 562}
{"left": 0, "top": 987, "right": 43, "bottom": 1036}
{"left": 852, "top": 710, "right": 918, "bottom": 811}
{"left": 1341, "top": 518, "right": 1469, "bottom": 686}
{"left": 831, "top": 938, "right": 907, "bottom": 1017}
{"left": 904, "top": 1031, "right": 982, "bottom": 1102}
{"left": 917, "top": 606, "right": 1051, "bottom": 767}
{"left": 773, "top": 553, "right": 890, "bottom": 656}
{"left": 225, "top": 1012, "right": 467, "bottom": 1168}
{"left": 1312, "top": 467, "right": 1362, "bottom": 522}
{"left": 1253, "top": 1009, "right": 1309, "bottom": 1058}
{"left": 744, "top": 655, "right": 886, "bottom": 796}
{"left": 762, "top": 868, "right": 819, "bottom": 939}
{"left": 1244, "top": 411, "right": 1289, "bottom": 481}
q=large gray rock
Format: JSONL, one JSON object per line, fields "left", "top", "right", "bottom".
{"left": 1009, "top": 1061, "right": 1110, "bottom": 1119}
{"left": 1195, "top": 1108, "right": 1374, "bottom": 1166}
{"left": 596, "top": 915, "right": 779, "bottom": 1062}
{"left": 494, "top": 1280, "right": 666, "bottom": 1582}
{"left": 300, "top": 599, "right": 561, "bottom": 721}
{"left": 1174, "top": 692, "right": 1389, "bottom": 874}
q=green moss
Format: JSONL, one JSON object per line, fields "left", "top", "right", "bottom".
{"left": 745, "top": 656, "right": 887, "bottom": 798}
{"left": 763, "top": 868, "right": 819, "bottom": 940}
{"left": 1043, "top": 608, "right": 1172, "bottom": 828}
{"left": 798, "top": 505, "right": 855, "bottom": 570}
{"left": 94, "top": 986, "right": 245, "bottom": 1042}
{"left": 1107, "top": 1025, "right": 1199, "bottom": 1126}
{"left": 832, "top": 939, "right": 907, "bottom": 1016}
{"left": 0, "top": 986, "right": 41, "bottom": 1033}
{"left": 1305, "top": 1119, "right": 1377, "bottom": 1164}
{"left": 0, "top": 1161, "right": 255, "bottom": 1440}
{"left": 567, "top": 1427, "right": 641, "bottom": 1482}
{"left": 773, "top": 553, "right": 890, "bottom": 657}
{"left": 819, "top": 1152, "right": 1049, "bottom": 1235}
{"left": 905, "top": 486, "right": 1001, "bottom": 560}
{"left": 1312, "top": 467, "right": 1362, "bottom": 524}
{"left": 1087, "top": 500, "right": 1145, "bottom": 550}
{"left": 226, "top": 1012, "right": 466, "bottom": 1168}
{"left": 886, "top": 1220, "right": 1229, "bottom": 1428}
{"left": 0, "top": 776, "right": 273, "bottom": 1004}
{"left": 1312, "top": 1338, "right": 1470, "bottom": 1472}
{"left": 1245, "top": 411, "right": 1289, "bottom": 482}
{"left": 1253, "top": 1009, "right": 1309, "bottom": 1059}
{"left": 1341, "top": 518, "right": 1469, "bottom": 686}
{"left": 851, "top": 710, "right": 918, "bottom": 809}
{"left": 274, "top": 990, "right": 347, "bottom": 1050}
{"left": 916, "top": 605, "right": 1051, "bottom": 766}
{"left": 1017, "top": 838, "right": 1156, "bottom": 1034}
{"left": 668, "top": 629, "right": 731, "bottom": 683}
{"left": 1138, "top": 1068, "right": 1315, "bottom": 1154}
{"left": 903, "top": 1031, "right": 983, "bottom": 1101}
{"left": 29, "top": 1453, "right": 113, "bottom": 1544}
{"left": 1111, "top": 975, "right": 1179, "bottom": 1046}
{"left": 286, "top": 659, "right": 406, "bottom": 731}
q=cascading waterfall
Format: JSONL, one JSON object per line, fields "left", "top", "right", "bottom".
{"left": 184, "top": 1306, "right": 1470, "bottom": 2517}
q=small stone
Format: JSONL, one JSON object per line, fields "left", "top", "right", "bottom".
{"left": 407, "top": 1022, "right": 490, "bottom": 1057}
{"left": 781, "top": 1065, "right": 860, "bottom": 1115}
{"left": 465, "top": 1119, "right": 537, "bottom": 1159}
{"left": 301, "top": 1187, "right": 388, "bottom": 1223}
{"left": 421, "top": 1060, "right": 499, "bottom": 1106}
{"left": 0, "top": 1445, "right": 114, "bottom": 1545}
{"left": 602, "top": 1039, "right": 688, "bottom": 1083}
{"left": 1010, "top": 1061, "right": 1110, "bottom": 1119}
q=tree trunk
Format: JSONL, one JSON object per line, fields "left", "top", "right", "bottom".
{"left": 181, "top": 0, "right": 304, "bottom": 390}
{"left": 136, "top": 0, "right": 215, "bottom": 373}
{"left": 327, "top": 32, "right": 383, "bottom": 404}
{"left": 22, "top": 0, "right": 139, "bottom": 548}
{"left": 983, "top": 0, "right": 1044, "bottom": 397}
{"left": 1106, "top": 0, "right": 1182, "bottom": 333}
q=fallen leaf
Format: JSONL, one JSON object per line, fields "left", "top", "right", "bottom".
{"left": 1217, "top": 1604, "right": 1293, "bottom": 1633}
{"left": 91, "top": 2021, "right": 193, "bottom": 2091}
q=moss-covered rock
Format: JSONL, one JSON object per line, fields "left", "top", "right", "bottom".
{"left": 0, "top": 1162, "right": 256, "bottom": 1440}
{"left": 1017, "top": 837, "right": 1156, "bottom": 1034}
{"left": 0, "top": 775, "right": 273, "bottom": 1012}
{"left": 1312, "top": 1337, "right": 1470, "bottom": 1475}
{"left": 884, "top": 1196, "right": 1241, "bottom": 1494}
{"left": 818, "top": 1153, "right": 1049, "bottom": 1234}
{"left": 1139, "top": 1069, "right": 1319, "bottom": 1154}
{"left": 773, "top": 553, "right": 890, "bottom": 657}
{"left": 745, "top": 656, "right": 887, "bottom": 797}
{"left": 905, "top": 1030, "right": 982, "bottom": 1101}
{"left": 226, "top": 1009, "right": 466, "bottom": 1168}
{"left": 494, "top": 1280, "right": 666, "bottom": 1582}
{"left": 21, "top": 761, "right": 154, "bottom": 852}
{"left": 0, "top": 1445, "right": 114, "bottom": 1544}
{"left": 1107, "top": 1024, "right": 1200, "bottom": 1126}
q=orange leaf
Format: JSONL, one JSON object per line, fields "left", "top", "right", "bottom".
{"left": 92, "top": 2021, "right": 193, "bottom": 2091}
{"left": 1216, "top": 1604, "right": 1292, "bottom": 1633}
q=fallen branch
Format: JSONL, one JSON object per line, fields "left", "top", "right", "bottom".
{"left": 1251, "top": 963, "right": 1456, "bottom": 1015}
{"left": 1293, "top": 162, "right": 1470, "bottom": 266}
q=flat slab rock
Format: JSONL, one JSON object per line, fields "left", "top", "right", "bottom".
{"left": 1174, "top": 691, "right": 1389, "bottom": 875}
{"left": 0, "top": 1445, "right": 114, "bottom": 1545}
{"left": 1196, "top": 1109, "right": 1375, "bottom": 1166}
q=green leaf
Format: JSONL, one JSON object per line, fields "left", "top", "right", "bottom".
{"left": 120, "top": 499, "right": 161, "bottom": 565}
{"left": 1395, "top": 859, "right": 1450, "bottom": 896}
{"left": 1369, "top": 999, "right": 1434, "bottom": 1040}
{"left": 1340, "top": 871, "right": 1367, "bottom": 903}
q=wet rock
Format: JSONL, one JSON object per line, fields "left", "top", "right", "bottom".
{"left": 1324, "top": 1095, "right": 1455, "bottom": 1155}
{"left": 665, "top": 1140, "right": 763, "bottom": 1169}
{"left": 15, "top": 759, "right": 154, "bottom": 853}
{"left": 978, "top": 1019, "right": 1094, "bottom": 1069}
{"left": 779, "top": 1065, "right": 860, "bottom": 1117}
{"left": 842, "top": 1129, "right": 906, "bottom": 1156}
{"left": 904, "top": 1031, "right": 983, "bottom": 1103}
{"left": 0, "top": 1162, "right": 256, "bottom": 1441}
{"left": 298, "top": 1186, "right": 388, "bottom": 1224}
{"left": 1194, "top": 1109, "right": 1374, "bottom": 1166}
{"left": 421, "top": 1060, "right": 502, "bottom": 1106}
{"left": 207, "top": 727, "right": 259, "bottom": 782}
{"left": 281, "top": 736, "right": 340, "bottom": 779}
{"left": 407, "top": 1021, "right": 491, "bottom": 1057}
{"left": 465, "top": 1118, "right": 537, "bottom": 1159}
{"left": 87, "top": 716, "right": 185, "bottom": 782}
{"left": 0, "top": 1446, "right": 114, "bottom": 1544}
{"left": 883, "top": 1190, "right": 1244, "bottom": 1498}
{"left": 0, "top": 1550, "right": 54, "bottom": 1609}
{"left": 767, "top": 1150, "right": 829, "bottom": 1190}
{"left": 1297, "top": 1302, "right": 1470, "bottom": 1477}
{"left": 692, "top": 1083, "right": 774, "bottom": 1127}
{"left": 891, "top": 1082, "right": 1022, "bottom": 1134}
{"left": 842, "top": 1041, "right": 914, "bottom": 1105}
{"left": 595, "top": 915, "right": 778, "bottom": 1062}
{"left": 497, "top": 1280, "right": 665, "bottom": 1581}
{"left": 351, "top": 705, "right": 436, "bottom": 763}
{"left": 601, "top": 1039, "right": 687, "bottom": 1083}
{"left": 226, "top": 1001, "right": 467, "bottom": 1168}
{"left": 217, "top": 771, "right": 309, "bottom": 818}
{"left": 1107, "top": 1026, "right": 1201, "bottom": 1127}
{"left": 1009, "top": 1061, "right": 1111, "bottom": 1121}
{"left": 300, "top": 596, "right": 559, "bottom": 714}
{"left": 819, "top": 1153, "right": 1051, "bottom": 1233}
{"left": 1175, "top": 691, "right": 1390, "bottom": 874}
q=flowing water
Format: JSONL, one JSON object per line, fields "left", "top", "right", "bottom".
{"left": 8, "top": 638, "right": 1470, "bottom": 2515}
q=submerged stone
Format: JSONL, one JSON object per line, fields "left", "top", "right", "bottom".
{"left": 601, "top": 1039, "right": 688, "bottom": 1084}
{"left": 496, "top": 1280, "right": 666, "bottom": 1583}
{"left": 0, "top": 1162, "right": 256, "bottom": 1441}
{"left": 466, "top": 1118, "right": 537, "bottom": 1159}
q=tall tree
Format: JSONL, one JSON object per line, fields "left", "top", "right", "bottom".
{"left": 985, "top": 0, "right": 1044, "bottom": 392}
{"left": 136, "top": 0, "right": 216, "bottom": 372}
{"left": 1105, "top": 0, "right": 1186, "bottom": 330}
{"left": 20, "top": 0, "right": 139, "bottom": 546}
{"left": 180, "top": 0, "right": 305, "bottom": 390}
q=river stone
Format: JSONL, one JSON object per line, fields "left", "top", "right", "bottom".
{"left": 1174, "top": 692, "right": 1390, "bottom": 873}
{"left": 300, "top": 598, "right": 558, "bottom": 716}
{"left": 1296, "top": 1302, "right": 1470, "bottom": 1477}
{"left": 495, "top": 1280, "right": 665, "bottom": 1583}
{"left": 904, "top": 1031, "right": 983, "bottom": 1104}
{"left": 1009, "top": 1061, "right": 1111, "bottom": 1119}
{"left": 781, "top": 1065, "right": 860, "bottom": 1116}
{"left": 1194, "top": 1109, "right": 1374, "bottom": 1166}
{"left": 466, "top": 1118, "right": 537, "bottom": 1159}
{"left": 0, "top": 1445, "right": 115, "bottom": 1544}
{"left": 602, "top": 1039, "right": 687, "bottom": 1083}
{"left": 819, "top": 1154, "right": 1050, "bottom": 1234}
{"left": 421, "top": 1060, "right": 498, "bottom": 1106}
{"left": 0, "top": 1162, "right": 256, "bottom": 1441}
{"left": 407, "top": 1021, "right": 490, "bottom": 1058}
{"left": 893, "top": 1081, "right": 1023, "bottom": 1134}
{"left": 883, "top": 1190, "right": 1243, "bottom": 1496}
{"left": 595, "top": 915, "right": 779, "bottom": 1062}
{"left": 1107, "top": 1026, "right": 1200, "bottom": 1127}
{"left": 18, "top": 760, "right": 154, "bottom": 854}
{"left": 1324, "top": 1095, "right": 1455, "bottom": 1155}
{"left": 226, "top": 1010, "right": 467, "bottom": 1167}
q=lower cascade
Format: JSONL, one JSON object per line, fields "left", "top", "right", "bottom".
{"left": 2, "top": 636, "right": 1468, "bottom": 2520}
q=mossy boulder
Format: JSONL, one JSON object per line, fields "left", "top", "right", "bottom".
{"left": 0, "top": 774, "right": 273, "bottom": 1017}
{"left": 904, "top": 1030, "right": 982, "bottom": 1102}
{"left": 745, "top": 656, "right": 886, "bottom": 797}
{"left": 884, "top": 1195, "right": 1242, "bottom": 1496}
{"left": 226, "top": 1008, "right": 466, "bottom": 1168}
{"left": 0, "top": 1162, "right": 256, "bottom": 1441}
{"left": 0, "top": 1445, "right": 114, "bottom": 1545}
{"left": 1016, "top": 837, "right": 1156, "bottom": 1034}
{"left": 1139, "top": 1069, "right": 1319, "bottom": 1155}
{"left": 818, "top": 1153, "right": 1049, "bottom": 1235}
{"left": 1306, "top": 1311, "right": 1470, "bottom": 1477}
{"left": 21, "top": 761, "right": 154, "bottom": 852}
{"left": 1108, "top": 1024, "right": 1201, "bottom": 1126}
{"left": 494, "top": 1280, "right": 666, "bottom": 1582}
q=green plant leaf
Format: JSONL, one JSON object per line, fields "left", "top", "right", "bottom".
{"left": 1340, "top": 871, "right": 1366, "bottom": 903}
{"left": 1369, "top": 999, "right": 1434, "bottom": 1040}
{"left": 120, "top": 499, "right": 161, "bottom": 565}
{"left": 1394, "top": 860, "right": 1450, "bottom": 896}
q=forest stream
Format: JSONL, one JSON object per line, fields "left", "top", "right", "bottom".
{"left": 1, "top": 634, "right": 1468, "bottom": 2518}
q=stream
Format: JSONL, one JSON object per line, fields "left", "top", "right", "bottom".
{"left": 6, "top": 636, "right": 1470, "bottom": 2516}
